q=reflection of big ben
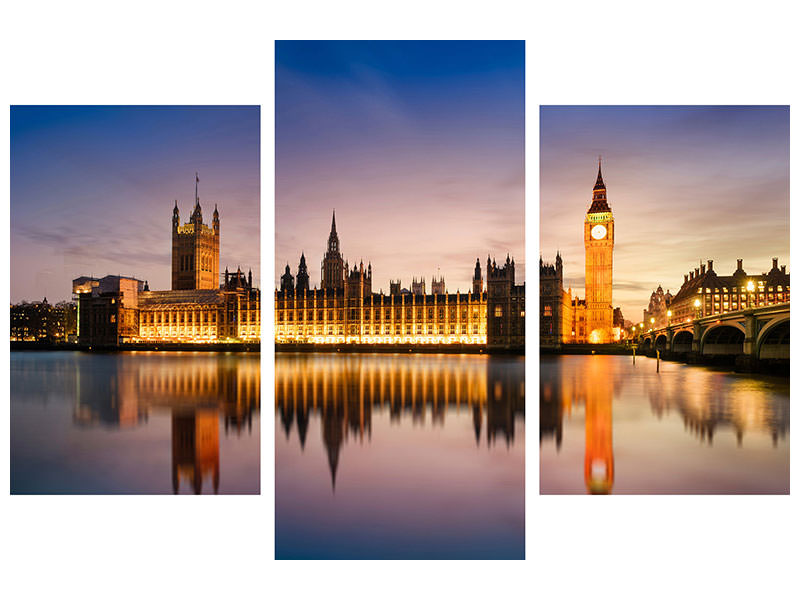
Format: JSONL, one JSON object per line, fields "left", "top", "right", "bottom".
{"left": 584, "top": 160, "right": 614, "bottom": 343}
{"left": 584, "top": 359, "right": 614, "bottom": 494}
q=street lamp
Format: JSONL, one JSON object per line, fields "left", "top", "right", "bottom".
{"left": 693, "top": 298, "right": 701, "bottom": 320}
{"left": 746, "top": 279, "right": 755, "bottom": 309}
{"left": 666, "top": 309, "right": 672, "bottom": 326}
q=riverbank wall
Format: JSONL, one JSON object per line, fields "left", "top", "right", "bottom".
{"left": 10, "top": 341, "right": 260, "bottom": 352}
{"left": 276, "top": 343, "right": 523, "bottom": 355}
{"left": 541, "top": 344, "right": 788, "bottom": 376}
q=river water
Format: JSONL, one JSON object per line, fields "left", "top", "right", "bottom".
{"left": 10, "top": 351, "right": 260, "bottom": 494}
{"left": 540, "top": 354, "right": 789, "bottom": 494}
{"left": 275, "top": 352, "right": 525, "bottom": 559}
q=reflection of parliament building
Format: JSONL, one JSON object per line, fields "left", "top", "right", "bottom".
{"left": 276, "top": 355, "right": 524, "bottom": 489}
{"left": 68, "top": 354, "right": 260, "bottom": 493}
{"left": 73, "top": 176, "right": 260, "bottom": 345}
{"left": 275, "top": 212, "right": 525, "bottom": 350}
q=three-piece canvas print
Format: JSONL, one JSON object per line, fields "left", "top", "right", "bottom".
{"left": 8, "top": 41, "right": 790, "bottom": 559}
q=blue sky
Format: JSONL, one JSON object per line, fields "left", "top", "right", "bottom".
{"left": 11, "top": 106, "right": 260, "bottom": 303}
{"left": 276, "top": 41, "right": 525, "bottom": 293}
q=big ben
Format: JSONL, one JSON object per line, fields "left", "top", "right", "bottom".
{"left": 584, "top": 160, "right": 614, "bottom": 343}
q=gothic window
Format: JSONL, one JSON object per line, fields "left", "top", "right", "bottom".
{"left": 495, "top": 305, "right": 503, "bottom": 317}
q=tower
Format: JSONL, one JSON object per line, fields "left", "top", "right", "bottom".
{"left": 280, "top": 264, "right": 295, "bottom": 293}
{"left": 321, "top": 211, "right": 344, "bottom": 290}
{"left": 472, "top": 258, "right": 483, "bottom": 295}
{"left": 172, "top": 173, "right": 220, "bottom": 290}
{"left": 584, "top": 159, "right": 614, "bottom": 343}
{"left": 296, "top": 252, "right": 310, "bottom": 292}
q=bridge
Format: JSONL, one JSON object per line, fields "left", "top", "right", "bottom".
{"left": 636, "top": 303, "right": 789, "bottom": 368}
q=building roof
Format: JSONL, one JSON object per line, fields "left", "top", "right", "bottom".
{"left": 670, "top": 261, "right": 790, "bottom": 305}
{"left": 139, "top": 289, "right": 225, "bottom": 308}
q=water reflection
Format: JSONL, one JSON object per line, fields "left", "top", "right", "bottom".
{"left": 276, "top": 354, "right": 524, "bottom": 490}
{"left": 540, "top": 355, "right": 789, "bottom": 494}
{"left": 275, "top": 353, "right": 525, "bottom": 559}
{"left": 10, "top": 352, "right": 260, "bottom": 494}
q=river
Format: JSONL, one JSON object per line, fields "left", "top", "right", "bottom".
{"left": 10, "top": 351, "right": 260, "bottom": 494}
{"left": 540, "top": 354, "right": 789, "bottom": 494}
{"left": 275, "top": 352, "right": 525, "bottom": 559}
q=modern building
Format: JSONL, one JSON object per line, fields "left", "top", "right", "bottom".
{"left": 74, "top": 177, "right": 259, "bottom": 345}
{"left": 584, "top": 160, "right": 615, "bottom": 343}
{"left": 275, "top": 212, "right": 525, "bottom": 348}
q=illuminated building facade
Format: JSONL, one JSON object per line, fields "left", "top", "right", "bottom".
{"left": 667, "top": 258, "right": 790, "bottom": 324}
{"left": 74, "top": 179, "right": 259, "bottom": 345}
{"left": 584, "top": 160, "right": 615, "bottom": 343}
{"left": 137, "top": 269, "right": 260, "bottom": 342}
{"left": 276, "top": 212, "right": 525, "bottom": 347}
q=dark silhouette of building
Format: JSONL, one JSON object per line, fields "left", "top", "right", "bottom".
{"left": 321, "top": 211, "right": 345, "bottom": 290}
{"left": 296, "top": 253, "right": 310, "bottom": 292}
{"left": 10, "top": 298, "right": 77, "bottom": 342}
{"left": 487, "top": 254, "right": 525, "bottom": 350}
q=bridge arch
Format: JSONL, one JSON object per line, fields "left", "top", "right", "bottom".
{"left": 671, "top": 330, "right": 693, "bottom": 353}
{"left": 701, "top": 323, "right": 745, "bottom": 355}
{"left": 655, "top": 334, "right": 668, "bottom": 351}
{"left": 641, "top": 337, "right": 652, "bottom": 351}
{"left": 757, "top": 318, "right": 789, "bottom": 360}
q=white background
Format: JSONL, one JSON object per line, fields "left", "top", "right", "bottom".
{"left": 1, "top": 1, "right": 797, "bottom": 598}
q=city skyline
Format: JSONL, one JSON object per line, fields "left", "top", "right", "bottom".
{"left": 276, "top": 41, "right": 525, "bottom": 293}
{"left": 540, "top": 105, "right": 789, "bottom": 322}
{"left": 10, "top": 106, "right": 260, "bottom": 304}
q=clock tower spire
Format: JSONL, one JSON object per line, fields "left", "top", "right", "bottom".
{"left": 584, "top": 159, "right": 615, "bottom": 343}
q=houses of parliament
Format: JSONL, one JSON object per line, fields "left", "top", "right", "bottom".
{"left": 73, "top": 175, "right": 260, "bottom": 345}
{"left": 275, "top": 212, "right": 525, "bottom": 350}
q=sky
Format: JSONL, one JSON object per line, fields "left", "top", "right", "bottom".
{"left": 275, "top": 40, "right": 525, "bottom": 293}
{"left": 540, "top": 106, "right": 789, "bottom": 323}
{"left": 10, "top": 106, "right": 260, "bottom": 304}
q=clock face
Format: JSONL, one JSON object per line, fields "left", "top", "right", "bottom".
{"left": 591, "top": 224, "right": 607, "bottom": 240}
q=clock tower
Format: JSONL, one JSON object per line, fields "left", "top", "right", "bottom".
{"left": 584, "top": 160, "right": 614, "bottom": 343}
